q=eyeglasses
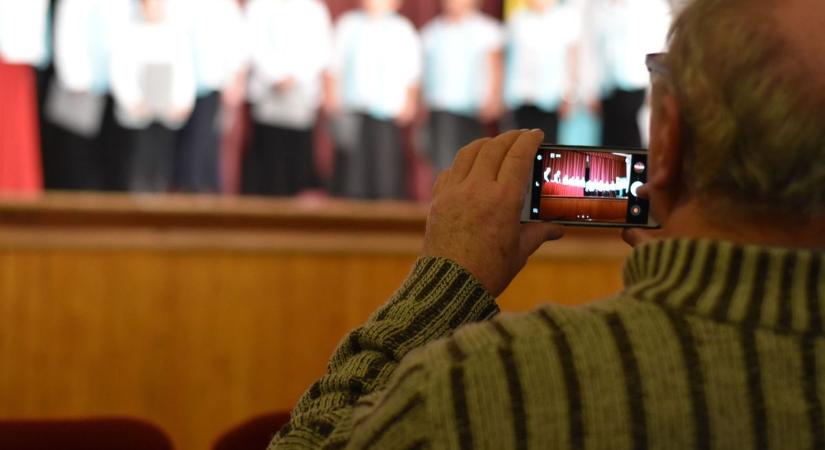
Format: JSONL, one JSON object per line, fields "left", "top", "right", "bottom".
{"left": 646, "top": 53, "right": 668, "bottom": 77}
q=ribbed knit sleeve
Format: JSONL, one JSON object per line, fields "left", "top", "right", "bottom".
{"left": 269, "top": 256, "right": 499, "bottom": 449}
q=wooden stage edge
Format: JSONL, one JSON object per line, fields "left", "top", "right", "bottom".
{"left": 0, "top": 193, "right": 632, "bottom": 450}
{"left": 0, "top": 193, "right": 631, "bottom": 258}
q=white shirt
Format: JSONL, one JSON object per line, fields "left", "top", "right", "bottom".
{"left": 246, "top": 0, "right": 332, "bottom": 129}
{"left": 54, "top": 0, "right": 132, "bottom": 93}
{"left": 422, "top": 12, "right": 503, "bottom": 116}
{"left": 332, "top": 11, "right": 422, "bottom": 120}
{"left": 0, "top": 0, "right": 49, "bottom": 65}
{"left": 172, "top": 0, "right": 248, "bottom": 95}
{"left": 110, "top": 13, "right": 196, "bottom": 129}
{"left": 504, "top": 5, "right": 581, "bottom": 112}
{"left": 589, "top": 0, "right": 671, "bottom": 93}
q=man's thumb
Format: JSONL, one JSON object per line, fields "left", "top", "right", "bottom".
{"left": 519, "top": 223, "right": 566, "bottom": 258}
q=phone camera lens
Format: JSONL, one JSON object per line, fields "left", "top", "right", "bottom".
{"left": 634, "top": 161, "right": 646, "bottom": 174}
{"left": 630, "top": 205, "right": 643, "bottom": 217}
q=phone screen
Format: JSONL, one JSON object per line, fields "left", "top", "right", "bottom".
{"left": 525, "top": 145, "right": 654, "bottom": 227}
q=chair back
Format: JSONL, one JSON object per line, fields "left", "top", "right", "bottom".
{"left": 212, "top": 412, "right": 291, "bottom": 450}
{"left": 0, "top": 417, "right": 174, "bottom": 450}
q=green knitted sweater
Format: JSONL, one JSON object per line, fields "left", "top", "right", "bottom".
{"left": 269, "top": 239, "right": 825, "bottom": 449}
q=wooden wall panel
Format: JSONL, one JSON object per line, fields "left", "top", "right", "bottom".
{"left": 0, "top": 195, "right": 630, "bottom": 450}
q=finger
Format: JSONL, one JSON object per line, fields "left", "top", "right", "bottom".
{"left": 449, "top": 138, "right": 490, "bottom": 185}
{"left": 622, "top": 227, "right": 665, "bottom": 248}
{"left": 518, "top": 222, "right": 566, "bottom": 261}
{"left": 433, "top": 170, "right": 449, "bottom": 197}
{"left": 469, "top": 130, "right": 527, "bottom": 181}
{"left": 497, "top": 129, "right": 544, "bottom": 187}
{"left": 636, "top": 183, "right": 651, "bottom": 200}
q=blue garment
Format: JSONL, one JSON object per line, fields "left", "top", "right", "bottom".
{"left": 559, "top": 107, "right": 600, "bottom": 146}
{"left": 422, "top": 13, "right": 502, "bottom": 117}
{"left": 336, "top": 11, "right": 420, "bottom": 120}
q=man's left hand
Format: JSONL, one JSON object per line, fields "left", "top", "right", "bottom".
{"left": 423, "top": 130, "right": 565, "bottom": 296}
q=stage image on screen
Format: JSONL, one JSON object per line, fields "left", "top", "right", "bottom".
{"left": 535, "top": 149, "right": 647, "bottom": 223}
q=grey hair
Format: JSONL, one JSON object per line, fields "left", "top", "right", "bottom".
{"left": 664, "top": 0, "right": 825, "bottom": 217}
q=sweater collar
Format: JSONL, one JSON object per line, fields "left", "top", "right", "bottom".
{"left": 623, "top": 239, "right": 825, "bottom": 335}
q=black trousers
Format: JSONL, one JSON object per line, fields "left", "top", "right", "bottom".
{"left": 601, "top": 88, "right": 646, "bottom": 148}
{"left": 513, "top": 105, "right": 560, "bottom": 144}
{"left": 176, "top": 92, "right": 221, "bottom": 193}
{"left": 428, "top": 111, "right": 483, "bottom": 173}
{"left": 47, "top": 126, "right": 106, "bottom": 190}
{"left": 43, "top": 96, "right": 124, "bottom": 191}
{"left": 126, "top": 122, "right": 177, "bottom": 193}
{"left": 334, "top": 114, "right": 405, "bottom": 200}
{"left": 242, "top": 122, "right": 318, "bottom": 196}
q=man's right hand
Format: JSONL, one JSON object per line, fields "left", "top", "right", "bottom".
{"left": 422, "top": 130, "right": 565, "bottom": 297}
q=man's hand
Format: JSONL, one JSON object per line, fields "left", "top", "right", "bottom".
{"left": 423, "top": 130, "right": 565, "bottom": 296}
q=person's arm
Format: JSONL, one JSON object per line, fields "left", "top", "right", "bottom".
{"left": 480, "top": 24, "right": 505, "bottom": 124}
{"left": 53, "top": 0, "right": 93, "bottom": 92}
{"left": 479, "top": 50, "right": 504, "bottom": 124}
{"left": 270, "top": 256, "right": 498, "bottom": 449}
{"left": 396, "top": 84, "right": 419, "bottom": 127}
{"left": 394, "top": 21, "right": 421, "bottom": 126}
{"left": 270, "top": 131, "right": 564, "bottom": 448}
{"left": 560, "top": 43, "right": 581, "bottom": 119}
{"left": 322, "top": 13, "right": 352, "bottom": 116}
{"left": 168, "top": 31, "right": 196, "bottom": 124}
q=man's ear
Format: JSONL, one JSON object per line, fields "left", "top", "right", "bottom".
{"left": 648, "top": 92, "right": 683, "bottom": 192}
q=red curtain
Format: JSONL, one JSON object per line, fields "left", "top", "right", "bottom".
{"left": 0, "top": 59, "right": 42, "bottom": 194}
{"left": 542, "top": 150, "right": 585, "bottom": 197}
{"left": 588, "top": 153, "right": 626, "bottom": 191}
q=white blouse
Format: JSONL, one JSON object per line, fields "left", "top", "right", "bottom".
{"left": 0, "top": 0, "right": 49, "bottom": 65}
{"left": 246, "top": 0, "right": 332, "bottom": 129}
{"left": 110, "top": 13, "right": 196, "bottom": 130}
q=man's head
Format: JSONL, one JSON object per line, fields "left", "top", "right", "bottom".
{"left": 361, "top": 0, "right": 402, "bottom": 16}
{"left": 648, "top": 0, "right": 825, "bottom": 232}
{"left": 442, "top": 0, "right": 479, "bottom": 19}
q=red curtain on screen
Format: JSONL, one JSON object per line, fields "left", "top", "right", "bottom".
{"left": 588, "top": 153, "right": 626, "bottom": 191}
{"left": 0, "top": 59, "right": 42, "bottom": 194}
{"left": 542, "top": 150, "right": 585, "bottom": 197}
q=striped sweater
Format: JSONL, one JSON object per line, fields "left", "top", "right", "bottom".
{"left": 269, "top": 239, "right": 825, "bottom": 449}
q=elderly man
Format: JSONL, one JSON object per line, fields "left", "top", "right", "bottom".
{"left": 271, "top": 0, "right": 825, "bottom": 448}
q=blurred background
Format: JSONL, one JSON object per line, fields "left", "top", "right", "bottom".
{"left": 0, "top": 1, "right": 678, "bottom": 450}
{"left": 0, "top": 0, "right": 676, "bottom": 201}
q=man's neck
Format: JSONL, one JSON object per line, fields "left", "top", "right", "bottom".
{"left": 663, "top": 200, "right": 825, "bottom": 250}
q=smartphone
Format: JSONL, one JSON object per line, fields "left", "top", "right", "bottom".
{"left": 520, "top": 144, "right": 658, "bottom": 228}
